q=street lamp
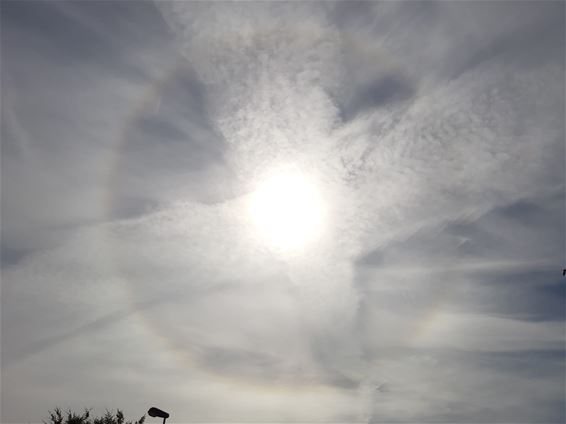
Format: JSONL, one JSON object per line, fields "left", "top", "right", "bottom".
{"left": 147, "top": 407, "right": 170, "bottom": 424}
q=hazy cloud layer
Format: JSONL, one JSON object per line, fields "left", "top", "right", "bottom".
{"left": 2, "top": 1, "right": 564, "bottom": 423}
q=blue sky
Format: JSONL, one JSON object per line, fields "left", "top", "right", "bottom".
{"left": 1, "top": 1, "right": 564, "bottom": 423}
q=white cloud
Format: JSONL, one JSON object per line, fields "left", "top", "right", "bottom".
{"left": 2, "top": 1, "right": 564, "bottom": 423}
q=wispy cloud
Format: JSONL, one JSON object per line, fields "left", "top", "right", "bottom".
{"left": 2, "top": 1, "right": 564, "bottom": 423}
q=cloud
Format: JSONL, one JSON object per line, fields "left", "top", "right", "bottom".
{"left": 2, "top": 1, "right": 564, "bottom": 423}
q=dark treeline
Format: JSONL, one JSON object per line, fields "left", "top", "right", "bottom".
{"left": 44, "top": 408, "right": 145, "bottom": 424}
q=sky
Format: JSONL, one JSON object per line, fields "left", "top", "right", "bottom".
{"left": 1, "top": 1, "right": 565, "bottom": 423}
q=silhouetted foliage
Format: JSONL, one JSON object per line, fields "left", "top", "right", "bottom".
{"left": 44, "top": 408, "right": 145, "bottom": 424}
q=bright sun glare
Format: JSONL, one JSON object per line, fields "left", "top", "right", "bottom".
{"left": 248, "top": 171, "right": 326, "bottom": 251}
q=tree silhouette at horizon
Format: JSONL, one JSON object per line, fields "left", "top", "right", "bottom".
{"left": 44, "top": 408, "right": 145, "bottom": 424}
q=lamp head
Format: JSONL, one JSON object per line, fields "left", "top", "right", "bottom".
{"left": 147, "top": 407, "right": 169, "bottom": 419}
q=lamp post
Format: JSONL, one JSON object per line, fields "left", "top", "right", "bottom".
{"left": 147, "top": 407, "right": 170, "bottom": 424}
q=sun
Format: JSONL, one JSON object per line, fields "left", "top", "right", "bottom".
{"left": 248, "top": 170, "right": 326, "bottom": 251}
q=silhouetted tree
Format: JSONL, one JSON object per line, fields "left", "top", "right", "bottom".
{"left": 44, "top": 408, "right": 145, "bottom": 424}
